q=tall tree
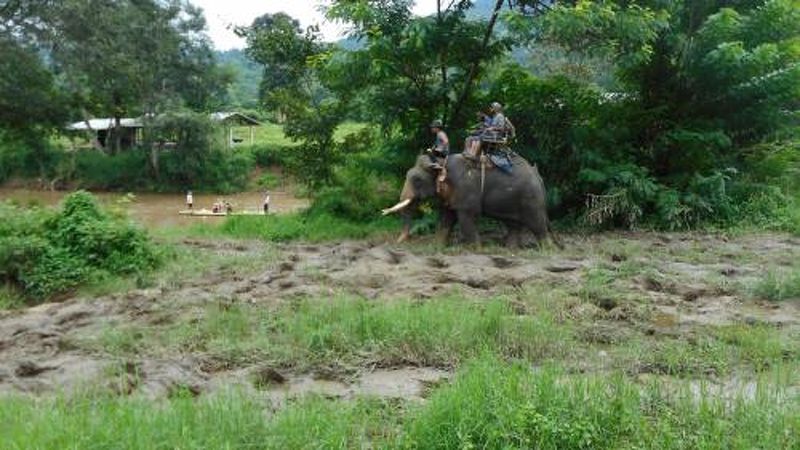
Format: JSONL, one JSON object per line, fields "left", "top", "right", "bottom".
{"left": 1, "top": 0, "right": 230, "bottom": 153}
{"left": 321, "top": 0, "right": 571, "bottom": 153}
{"left": 238, "top": 13, "right": 325, "bottom": 118}
{"left": 238, "top": 12, "right": 343, "bottom": 186}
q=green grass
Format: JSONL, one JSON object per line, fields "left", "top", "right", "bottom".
{"left": 183, "top": 213, "right": 399, "bottom": 243}
{"left": 751, "top": 266, "right": 800, "bottom": 301}
{"left": 404, "top": 356, "right": 800, "bottom": 450}
{"left": 87, "top": 296, "right": 574, "bottom": 369}
{"left": 0, "top": 390, "right": 274, "bottom": 449}
{"left": 715, "top": 324, "right": 797, "bottom": 370}
{"left": 75, "top": 240, "right": 279, "bottom": 298}
{"left": 238, "top": 121, "right": 366, "bottom": 148}
{"left": 2, "top": 356, "right": 798, "bottom": 450}
{"left": 80, "top": 284, "right": 799, "bottom": 378}
{"left": 620, "top": 323, "right": 798, "bottom": 377}
{"left": 0, "top": 284, "right": 24, "bottom": 309}
{"left": 245, "top": 122, "right": 296, "bottom": 147}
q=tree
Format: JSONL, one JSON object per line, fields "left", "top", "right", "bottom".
{"left": 0, "top": 35, "right": 69, "bottom": 178}
{"left": 1, "top": 0, "right": 230, "bottom": 153}
{"left": 238, "top": 13, "right": 325, "bottom": 119}
{"left": 499, "top": 0, "right": 800, "bottom": 226}
{"left": 238, "top": 13, "right": 345, "bottom": 187}
{"left": 0, "top": 36, "right": 66, "bottom": 131}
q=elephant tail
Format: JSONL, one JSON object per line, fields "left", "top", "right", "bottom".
{"left": 533, "top": 165, "right": 564, "bottom": 250}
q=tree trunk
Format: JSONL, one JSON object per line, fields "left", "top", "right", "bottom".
{"left": 81, "top": 109, "right": 104, "bottom": 151}
{"left": 449, "top": 0, "right": 505, "bottom": 127}
{"left": 150, "top": 145, "right": 160, "bottom": 180}
{"left": 113, "top": 115, "right": 122, "bottom": 154}
{"left": 437, "top": 0, "right": 450, "bottom": 125}
{"left": 112, "top": 93, "right": 123, "bottom": 154}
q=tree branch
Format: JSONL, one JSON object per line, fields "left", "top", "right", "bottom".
{"left": 449, "top": 0, "right": 505, "bottom": 127}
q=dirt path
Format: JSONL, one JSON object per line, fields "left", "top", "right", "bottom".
{"left": 1, "top": 232, "right": 798, "bottom": 400}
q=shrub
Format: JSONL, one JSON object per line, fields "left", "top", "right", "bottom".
{"left": 250, "top": 144, "right": 296, "bottom": 168}
{"left": 0, "top": 129, "right": 65, "bottom": 183}
{"left": 308, "top": 166, "right": 397, "bottom": 222}
{"left": 255, "top": 172, "right": 281, "bottom": 189}
{"left": 72, "top": 149, "right": 150, "bottom": 190}
{"left": 0, "top": 191, "right": 161, "bottom": 302}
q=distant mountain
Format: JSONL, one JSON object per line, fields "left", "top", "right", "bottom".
{"left": 217, "top": 49, "right": 261, "bottom": 108}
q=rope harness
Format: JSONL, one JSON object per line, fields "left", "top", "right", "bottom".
{"left": 480, "top": 154, "right": 487, "bottom": 195}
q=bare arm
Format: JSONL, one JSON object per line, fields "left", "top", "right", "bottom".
{"left": 438, "top": 131, "right": 449, "bottom": 148}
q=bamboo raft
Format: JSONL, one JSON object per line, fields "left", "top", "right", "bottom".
{"left": 178, "top": 209, "right": 268, "bottom": 217}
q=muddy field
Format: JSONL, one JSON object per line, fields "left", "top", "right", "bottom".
{"left": 1, "top": 232, "right": 798, "bottom": 402}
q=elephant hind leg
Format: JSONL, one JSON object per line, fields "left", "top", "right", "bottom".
{"left": 504, "top": 225, "right": 524, "bottom": 248}
{"left": 457, "top": 210, "right": 480, "bottom": 245}
{"left": 522, "top": 206, "right": 550, "bottom": 248}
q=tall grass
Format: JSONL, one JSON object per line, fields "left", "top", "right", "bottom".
{"left": 92, "top": 296, "right": 574, "bottom": 368}
{"left": 2, "top": 356, "right": 797, "bottom": 449}
{"left": 186, "top": 213, "right": 398, "bottom": 242}
{"left": 751, "top": 266, "right": 800, "bottom": 301}
{"left": 0, "top": 391, "right": 272, "bottom": 449}
{"left": 0, "top": 284, "right": 24, "bottom": 309}
{"left": 403, "top": 356, "right": 800, "bottom": 449}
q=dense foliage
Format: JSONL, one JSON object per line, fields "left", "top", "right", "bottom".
{"left": 241, "top": 0, "right": 798, "bottom": 229}
{"left": 506, "top": 0, "right": 800, "bottom": 227}
{"left": 0, "top": 0, "right": 797, "bottom": 231}
{"left": 0, "top": 192, "right": 160, "bottom": 301}
{"left": 0, "top": 0, "right": 233, "bottom": 184}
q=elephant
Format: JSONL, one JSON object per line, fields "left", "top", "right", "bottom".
{"left": 382, "top": 151, "right": 554, "bottom": 247}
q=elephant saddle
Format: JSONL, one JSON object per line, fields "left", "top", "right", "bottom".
{"left": 468, "top": 146, "right": 514, "bottom": 174}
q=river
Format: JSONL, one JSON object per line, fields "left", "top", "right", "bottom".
{"left": 0, "top": 188, "right": 309, "bottom": 229}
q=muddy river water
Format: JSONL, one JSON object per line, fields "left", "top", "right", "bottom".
{"left": 0, "top": 188, "right": 309, "bottom": 229}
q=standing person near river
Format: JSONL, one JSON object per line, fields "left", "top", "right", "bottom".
{"left": 263, "top": 192, "right": 271, "bottom": 214}
{"left": 186, "top": 190, "right": 193, "bottom": 210}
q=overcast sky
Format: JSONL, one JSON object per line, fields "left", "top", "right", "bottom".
{"left": 190, "top": 0, "right": 440, "bottom": 50}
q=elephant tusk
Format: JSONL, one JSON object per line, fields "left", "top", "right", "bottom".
{"left": 381, "top": 198, "right": 412, "bottom": 215}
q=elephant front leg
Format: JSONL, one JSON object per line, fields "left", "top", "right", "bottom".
{"left": 397, "top": 211, "right": 413, "bottom": 243}
{"left": 436, "top": 209, "right": 457, "bottom": 245}
{"left": 457, "top": 210, "right": 480, "bottom": 246}
{"left": 504, "top": 225, "right": 523, "bottom": 248}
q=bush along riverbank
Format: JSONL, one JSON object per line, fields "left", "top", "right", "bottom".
{"left": 0, "top": 191, "right": 161, "bottom": 306}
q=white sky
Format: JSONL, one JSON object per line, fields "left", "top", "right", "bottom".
{"left": 190, "top": 0, "right": 440, "bottom": 50}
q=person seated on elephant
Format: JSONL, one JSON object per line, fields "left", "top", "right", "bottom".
{"left": 463, "top": 110, "right": 491, "bottom": 157}
{"left": 427, "top": 119, "right": 450, "bottom": 160}
{"left": 466, "top": 102, "right": 510, "bottom": 160}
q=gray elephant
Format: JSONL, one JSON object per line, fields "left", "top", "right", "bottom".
{"left": 382, "top": 152, "right": 554, "bottom": 246}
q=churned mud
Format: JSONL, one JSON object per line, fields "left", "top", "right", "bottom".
{"left": 1, "top": 232, "right": 798, "bottom": 401}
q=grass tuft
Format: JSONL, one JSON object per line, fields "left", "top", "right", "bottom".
{"left": 751, "top": 266, "right": 800, "bottom": 301}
